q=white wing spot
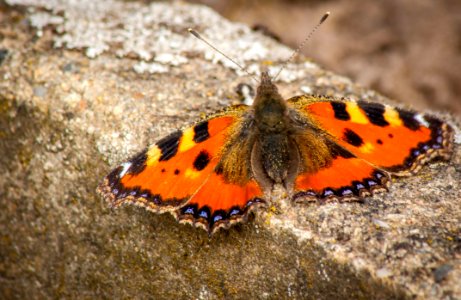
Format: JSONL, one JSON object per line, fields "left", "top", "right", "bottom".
{"left": 240, "top": 84, "right": 254, "bottom": 106}
{"left": 119, "top": 162, "right": 132, "bottom": 177}
{"left": 415, "top": 114, "right": 430, "bottom": 128}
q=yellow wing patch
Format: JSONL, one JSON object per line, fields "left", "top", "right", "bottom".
{"left": 185, "top": 168, "right": 202, "bottom": 179}
{"left": 346, "top": 102, "right": 369, "bottom": 124}
{"left": 178, "top": 127, "right": 196, "bottom": 153}
{"left": 383, "top": 106, "right": 403, "bottom": 127}
{"left": 359, "top": 142, "right": 375, "bottom": 154}
{"left": 146, "top": 146, "right": 161, "bottom": 166}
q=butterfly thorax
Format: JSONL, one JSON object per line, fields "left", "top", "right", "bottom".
{"left": 253, "top": 72, "right": 288, "bottom": 133}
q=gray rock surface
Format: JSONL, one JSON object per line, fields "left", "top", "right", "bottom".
{"left": 1, "top": 1, "right": 460, "bottom": 299}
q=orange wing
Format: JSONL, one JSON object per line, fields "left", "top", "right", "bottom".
{"left": 98, "top": 108, "right": 264, "bottom": 234}
{"left": 176, "top": 173, "right": 264, "bottom": 234}
{"left": 289, "top": 96, "right": 453, "bottom": 176}
{"left": 293, "top": 143, "right": 390, "bottom": 202}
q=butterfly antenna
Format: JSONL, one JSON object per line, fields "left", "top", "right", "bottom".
{"left": 188, "top": 28, "right": 259, "bottom": 83}
{"left": 272, "top": 11, "right": 330, "bottom": 81}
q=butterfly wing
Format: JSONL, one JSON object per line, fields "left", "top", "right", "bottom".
{"left": 292, "top": 142, "right": 390, "bottom": 202}
{"left": 290, "top": 96, "right": 453, "bottom": 175}
{"left": 98, "top": 106, "right": 264, "bottom": 234}
{"left": 176, "top": 173, "right": 264, "bottom": 234}
{"left": 288, "top": 96, "right": 453, "bottom": 201}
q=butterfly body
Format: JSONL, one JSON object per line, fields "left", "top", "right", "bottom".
{"left": 98, "top": 71, "right": 453, "bottom": 234}
{"left": 244, "top": 72, "right": 299, "bottom": 191}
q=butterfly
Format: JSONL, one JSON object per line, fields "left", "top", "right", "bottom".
{"left": 97, "top": 69, "right": 454, "bottom": 235}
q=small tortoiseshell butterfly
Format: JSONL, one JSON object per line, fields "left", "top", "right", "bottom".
{"left": 98, "top": 16, "right": 454, "bottom": 235}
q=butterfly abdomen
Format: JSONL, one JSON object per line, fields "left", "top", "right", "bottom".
{"left": 258, "top": 133, "right": 291, "bottom": 183}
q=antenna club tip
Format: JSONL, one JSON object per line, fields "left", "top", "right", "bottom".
{"left": 188, "top": 28, "right": 200, "bottom": 38}
{"left": 320, "top": 12, "right": 330, "bottom": 24}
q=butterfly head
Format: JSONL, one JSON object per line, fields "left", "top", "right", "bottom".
{"left": 253, "top": 71, "right": 288, "bottom": 133}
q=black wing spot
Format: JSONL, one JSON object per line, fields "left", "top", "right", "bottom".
{"left": 157, "top": 131, "right": 182, "bottom": 161}
{"left": 377, "top": 139, "right": 383, "bottom": 145}
{"left": 174, "top": 169, "right": 180, "bottom": 175}
{"left": 193, "top": 150, "right": 211, "bottom": 171}
{"left": 396, "top": 108, "right": 420, "bottom": 131}
{"left": 388, "top": 133, "right": 394, "bottom": 138}
{"left": 193, "top": 121, "right": 210, "bottom": 143}
{"left": 331, "top": 102, "right": 350, "bottom": 121}
{"left": 343, "top": 128, "right": 364, "bottom": 147}
{"left": 357, "top": 100, "right": 389, "bottom": 127}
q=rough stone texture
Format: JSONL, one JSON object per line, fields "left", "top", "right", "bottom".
{"left": 0, "top": 1, "right": 460, "bottom": 299}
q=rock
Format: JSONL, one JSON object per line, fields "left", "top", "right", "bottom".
{"left": 433, "top": 264, "right": 454, "bottom": 283}
{"left": 0, "top": 1, "right": 460, "bottom": 299}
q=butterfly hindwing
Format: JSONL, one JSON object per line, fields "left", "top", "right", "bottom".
{"left": 290, "top": 131, "right": 390, "bottom": 201}
{"left": 98, "top": 106, "right": 265, "bottom": 233}
{"left": 289, "top": 96, "right": 453, "bottom": 176}
{"left": 293, "top": 144, "right": 390, "bottom": 202}
{"left": 177, "top": 173, "right": 264, "bottom": 233}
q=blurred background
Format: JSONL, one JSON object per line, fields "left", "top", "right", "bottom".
{"left": 189, "top": 0, "right": 461, "bottom": 115}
